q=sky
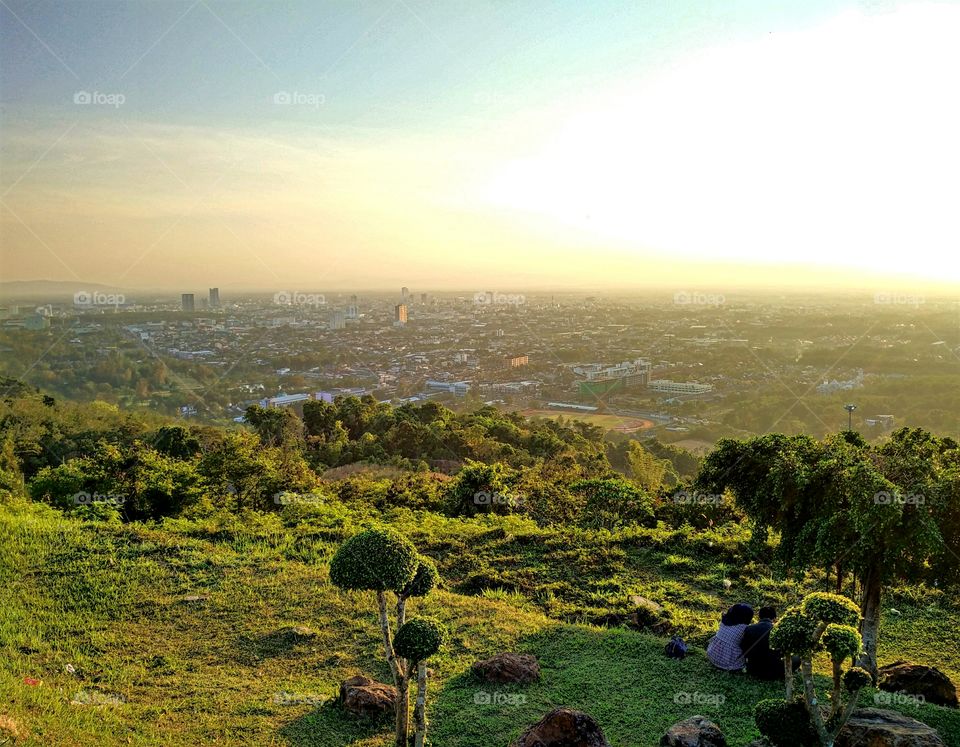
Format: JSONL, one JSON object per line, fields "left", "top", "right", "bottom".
{"left": 1, "top": 0, "right": 959, "bottom": 293}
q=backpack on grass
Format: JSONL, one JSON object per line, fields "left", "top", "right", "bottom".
{"left": 664, "top": 635, "right": 688, "bottom": 659}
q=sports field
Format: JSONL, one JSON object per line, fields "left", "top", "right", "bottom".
{"left": 522, "top": 409, "right": 655, "bottom": 433}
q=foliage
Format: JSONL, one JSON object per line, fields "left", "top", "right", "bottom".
{"left": 392, "top": 617, "right": 445, "bottom": 663}
{"left": 754, "top": 698, "right": 818, "bottom": 747}
{"left": 402, "top": 556, "right": 440, "bottom": 598}
{"left": 328, "top": 528, "right": 419, "bottom": 593}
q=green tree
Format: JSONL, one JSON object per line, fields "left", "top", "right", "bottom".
{"left": 329, "top": 530, "right": 440, "bottom": 747}
{"left": 697, "top": 429, "right": 953, "bottom": 677}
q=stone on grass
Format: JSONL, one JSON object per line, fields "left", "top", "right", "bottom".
{"left": 472, "top": 653, "right": 540, "bottom": 684}
{"left": 514, "top": 708, "right": 610, "bottom": 747}
{"left": 660, "top": 716, "right": 727, "bottom": 747}
{"left": 878, "top": 661, "right": 958, "bottom": 708}
{"left": 836, "top": 708, "right": 946, "bottom": 747}
{"left": 339, "top": 675, "right": 397, "bottom": 718}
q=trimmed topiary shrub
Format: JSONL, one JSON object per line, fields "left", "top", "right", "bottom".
{"left": 754, "top": 698, "right": 817, "bottom": 747}
{"left": 329, "top": 528, "right": 419, "bottom": 593}
{"left": 393, "top": 617, "right": 445, "bottom": 664}
{"left": 329, "top": 529, "right": 442, "bottom": 747}
{"left": 760, "top": 593, "right": 869, "bottom": 747}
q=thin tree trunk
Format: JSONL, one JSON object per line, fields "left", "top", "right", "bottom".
{"left": 377, "top": 591, "right": 400, "bottom": 684}
{"left": 395, "top": 675, "right": 410, "bottom": 747}
{"left": 801, "top": 659, "right": 831, "bottom": 747}
{"left": 784, "top": 654, "right": 794, "bottom": 700}
{"left": 830, "top": 659, "right": 843, "bottom": 719}
{"left": 835, "top": 563, "right": 843, "bottom": 594}
{"left": 829, "top": 685, "right": 865, "bottom": 744}
{"left": 414, "top": 661, "right": 428, "bottom": 747}
{"left": 857, "top": 567, "right": 882, "bottom": 681}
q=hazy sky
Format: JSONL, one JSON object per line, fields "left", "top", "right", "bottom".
{"left": 1, "top": 0, "right": 959, "bottom": 292}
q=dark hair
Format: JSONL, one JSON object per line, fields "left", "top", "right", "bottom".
{"left": 721, "top": 603, "right": 754, "bottom": 626}
{"left": 759, "top": 605, "right": 777, "bottom": 620}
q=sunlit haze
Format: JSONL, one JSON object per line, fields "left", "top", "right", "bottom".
{"left": 2, "top": 0, "right": 959, "bottom": 292}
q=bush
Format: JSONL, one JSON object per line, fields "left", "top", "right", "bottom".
{"left": 402, "top": 556, "right": 440, "bottom": 598}
{"left": 393, "top": 617, "right": 445, "bottom": 663}
{"left": 328, "top": 528, "right": 419, "bottom": 592}
{"left": 754, "top": 698, "right": 817, "bottom": 747}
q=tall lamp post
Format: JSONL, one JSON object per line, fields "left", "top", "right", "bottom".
{"left": 844, "top": 403, "right": 857, "bottom": 431}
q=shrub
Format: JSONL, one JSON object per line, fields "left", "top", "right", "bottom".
{"left": 401, "top": 556, "right": 440, "bottom": 598}
{"left": 754, "top": 698, "right": 817, "bottom": 747}
{"left": 328, "top": 528, "right": 419, "bottom": 592}
{"left": 393, "top": 617, "right": 445, "bottom": 664}
{"left": 801, "top": 592, "right": 860, "bottom": 627}
{"left": 821, "top": 624, "right": 862, "bottom": 663}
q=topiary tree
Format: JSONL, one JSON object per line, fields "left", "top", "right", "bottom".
{"left": 329, "top": 529, "right": 439, "bottom": 747}
{"left": 394, "top": 617, "right": 446, "bottom": 747}
{"left": 764, "top": 592, "right": 868, "bottom": 747}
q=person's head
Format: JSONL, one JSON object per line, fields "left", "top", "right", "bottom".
{"left": 759, "top": 605, "right": 777, "bottom": 621}
{"left": 721, "top": 603, "right": 754, "bottom": 626}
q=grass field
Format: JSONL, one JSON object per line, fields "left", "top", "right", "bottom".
{"left": 523, "top": 410, "right": 655, "bottom": 433}
{"left": 2, "top": 501, "right": 958, "bottom": 746}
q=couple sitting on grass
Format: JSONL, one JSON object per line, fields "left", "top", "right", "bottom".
{"left": 706, "top": 603, "right": 797, "bottom": 680}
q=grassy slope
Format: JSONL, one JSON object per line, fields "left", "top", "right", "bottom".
{"left": 1, "top": 503, "right": 958, "bottom": 747}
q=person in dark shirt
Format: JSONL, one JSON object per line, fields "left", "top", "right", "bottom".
{"left": 740, "top": 606, "right": 793, "bottom": 680}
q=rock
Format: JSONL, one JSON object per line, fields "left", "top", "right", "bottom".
{"left": 630, "top": 594, "right": 664, "bottom": 613}
{"left": 659, "top": 716, "right": 727, "bottom": 747}
{"left": 338, "top": 675, "right": 397, "bottom": 718}
{"left": 879, "top": 661, "right": 958, "bottom": 708}
{"left": 180, "top": 594, "right": 209, "bottom": 603}
{"left": 514, "top": 708, "right": 610, "bottom": 747}
{"left": 472, "top": 653, "right": 540, "bottom": 684}
{"left": 836, "top": 708, "right": 946, "bottom": 747}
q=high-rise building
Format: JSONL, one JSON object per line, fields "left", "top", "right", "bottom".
{"left": 350, "top": 294, "right": 357, "bottom": 304}
{"left": 420, "top": 292, "right": 427, "bottom": 304}
{"left": 394, "top": 303, "right": 408, "bottom": 325}
{"left": 346, "top": 304, "right": 359, "bottom": 319}
{"left": 208, "top": 287, "right": 220, "bottom": 308}
{"left": 401, "top": 287, "right": 409, "bottom": 300}
{"left": 329, "top": 310, "right": 346, "bottom": 330}
{"left": 181, "top": 293, "right": 195, "bottom": 312}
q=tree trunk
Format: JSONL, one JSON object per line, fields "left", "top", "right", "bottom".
{"left": 801, "top": 658, "right": 831, "bottom": 747}
{"left": 829, "top": 685, "right": 865, "bottom": 744}
{"left": 830, "top": 659, "right": 843, "bottom": 719}
{"left": 395, "top": 675, "right": 410, "bottom": 747}
{"left": 835, "top": 563, "right": 843, "bottom": 594}
{"left": 784, "top": 654, "right": 794, "bottom": 700}
{"left": 377, "top": 591, "right": 400, "bottom": 684}
{"left": 413, "top": 661, "right": 428, "bottom": 747}
{"left": 857, "top": 567, "right": 882, "bottom": 681}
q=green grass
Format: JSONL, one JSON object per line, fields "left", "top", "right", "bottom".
{"left": 1, "top": 501, "right": 958, "bottom": 746}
